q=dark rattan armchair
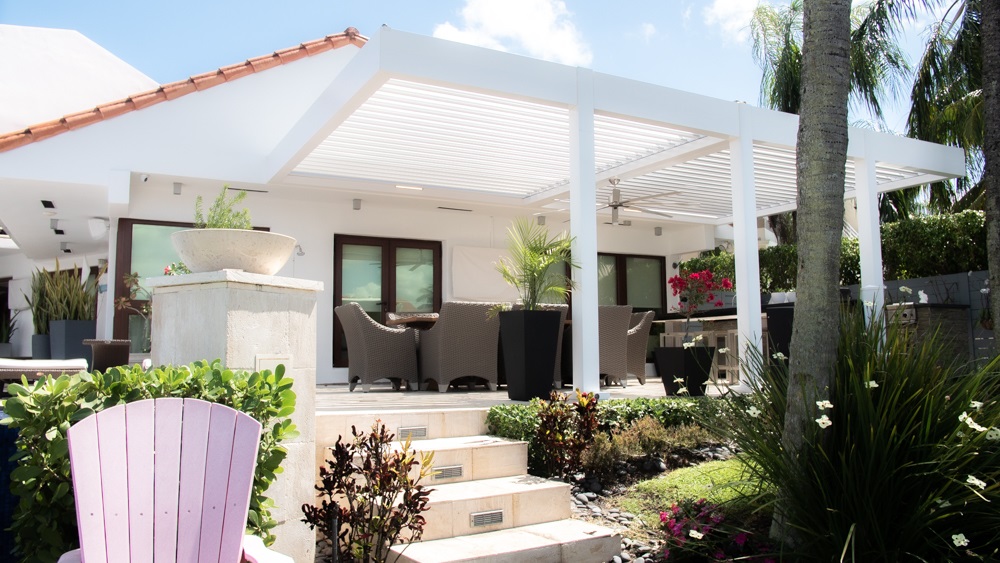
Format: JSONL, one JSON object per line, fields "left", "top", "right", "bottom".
{"left": 335, "top": 302, "right": 418, "bottom": 392}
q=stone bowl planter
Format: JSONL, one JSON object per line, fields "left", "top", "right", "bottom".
{"left": 171, "top": 229, "right": 296, "bottom": 276}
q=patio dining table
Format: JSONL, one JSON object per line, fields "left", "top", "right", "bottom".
{"left": 385, "top": 312, "right": 439, "bottom": 331}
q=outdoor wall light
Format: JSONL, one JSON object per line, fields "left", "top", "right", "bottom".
{"left": 295, "top": 244, "right": 305, "bottom": 256}
{"left": 60, "top": 242, "right": 70, "bottom": 253}
{"left": 654, "top": 226, "right": 662, "bottom": 236}
{"left": 173, "top": 182, "right": 182, "bottom": 195}
{"left": 50, "top": 218, "right": 58, "bottom": 230}
{"left": 353, "top": 199, "right": 362, "bottom": 211}
{"left": 537, "top": 215, "right": 546, "bottom": 226}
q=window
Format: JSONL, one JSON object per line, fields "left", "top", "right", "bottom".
{"left": 333, "top": 235, "right": 442, "bottom": 367}
{"left": 114, "top": 219, "right": 190, "bottom": 352}
{"left": 596, "top": 253, "right": 667, "bottom": 316}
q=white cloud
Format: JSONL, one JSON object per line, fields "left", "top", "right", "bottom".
{"left": 433, "top": 0, "right": 592, "bottom": 66}
{"left": 702, "top": 0, "right": 757, "bottom": 43}
{"left": 640, "top": 22, "right": 656, "bottom": 44}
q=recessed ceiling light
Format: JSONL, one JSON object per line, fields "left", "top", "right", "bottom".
{"left": 437, "top": 206, "right": 472, "bottom": 212}
{"left": 396, "top": 185, "right": 423, "bottom": 191}
{"left": 41, "top": 200, "right": 55, "bottom": 209}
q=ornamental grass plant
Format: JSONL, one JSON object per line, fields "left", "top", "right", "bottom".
{"left": 716, "top": 306, "right": 1000, "bottom": 561}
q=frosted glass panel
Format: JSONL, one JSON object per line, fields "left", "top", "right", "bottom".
{"left": 341, "top": 244, "right": 383, "bottom": 320}
{"left": 130, "top": 224, "right": 185, "bottom": 289}
{"left": 597, "top": 255, "right": 617, "bottom": 305}
{"left": 625, "top": 256, "right": 662, "bottom": 310}
{"left": 395, "top": 248, "right": 434, "bottom": 312}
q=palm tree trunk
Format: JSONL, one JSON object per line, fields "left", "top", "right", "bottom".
{"left": 773, "top": 0, "right": 852, "bottom": 548}
{"left": 985, "top": 0, "right": 1000, "bottom": 356}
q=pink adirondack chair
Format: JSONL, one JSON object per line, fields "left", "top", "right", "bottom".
{"left": 57, "top": 398, "right": 292, "bottom": 563}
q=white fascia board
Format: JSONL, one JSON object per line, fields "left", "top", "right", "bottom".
{"left": 849, "top": 128, "right": 966, "bottom": 177}
{"left": 593, "top": 73, "right": 740, "bottom": 138}
{"left": 266, "top": 35, "right": 388, "bottom": 182}
{"left": 375, "top": 28, "right": 579, "bottom": 107}
{"left": 744, "top": 105, "right": 799, "bottom": 147}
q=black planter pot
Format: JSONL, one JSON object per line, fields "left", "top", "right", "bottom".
{"left": 50, "top": 320, "right": 96, "bottom": 367}
{"left": 765, "top": 304, "right": 794, "bottom": 361}
{"left": 654, "top": 346, "right": 715, "bottom": 396}
{"left": 83, "top": 339, "right": 132, "bottom": 372}
{"left": 31, "top": 334, "right": 51, "bottom": 360}
{"left": 499, "top": 309, "right": 561, "bottom": 401}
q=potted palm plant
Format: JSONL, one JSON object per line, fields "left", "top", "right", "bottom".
{"left": 25, "top": 267, "right": 52, "bottom": 359}
{"left": 171, "top": 185, "right": 296, "bottom": 275}
{"left": 495, "top": 218, "right": 576, "bottom": 401}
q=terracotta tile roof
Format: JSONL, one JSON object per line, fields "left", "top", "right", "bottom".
{"left": 0, "top": 27, "right": 367, "bottom": 153}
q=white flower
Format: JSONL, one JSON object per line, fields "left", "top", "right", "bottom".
{"left": 673, "top": 377, "right": 685, "bottom": 384}
{"left": 771, "top": 352, "right": 786, "bottom": 361}
{"left": 718, "top": 347, "right": 730, "bottom": 354}
{"left": 816, "top": 400, "right": 834, "bottom": 410}
{"left": 959, "top": 412, "right": 987, "bottom": 432}
{"left": 918, "top": 290, "right": 929, "bottom": 304}
{"left": 816, "top": 415, "right": 832, "bottom": 429}
{"left": 746, "top": 406, "right": 762, "bottom": 418}
{"left": 987, "top": 428, "right": 1000, "bottom": 441}
{"left": 967, "top": 475, "right": 987, "bottom": 490}
{"left": 899, "top": 286, "right": 913, "bottom": 294}
{"left": 935, "top": 498, "right": 952, "bottom": 508}
{"left": 971, "top": 400, "right": 984, "bottom": 410}
{"left": 683, "top": 341, "right": 696, "bottom": 349}
{"left": 689, "top": 530, "right": 704, "bottom": 539}
{"left": 952, "top": 533, "right": 969, "bottom": 547}
{"left": 982, "top": 288, "right": 990, "bottom": 295}
{"left": 677, "top": 387, "right": 689, "bottom": 395}
{"left": 866, "top": 380, "right": 879, "bottom": 389}
{"left": 693, "top": 334, "right": 704, "bottom": 342}
{"left": 863, "top": 301, "right": 875, "bottom": 307}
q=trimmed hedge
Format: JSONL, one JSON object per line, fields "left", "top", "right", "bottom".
{"left": 0, "top": 360, "right": 297, "bottom": 562}
{"left": 680, "top": 210, "right": 985, "bottom": 289}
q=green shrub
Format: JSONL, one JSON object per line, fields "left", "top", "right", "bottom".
{"left": 717, "top": 306, "right": 1000, "bottom": 560}
{"left": 614, "top": 415, "right": 671, "bottom": 457}
{"left": 580, "top": 432, "right": 623, "bottom": 480}
{"left": 486, "top": 399, "right": 544, "bottom": 471}
{"left": 303, "top": 423, "right": 433, "bottom": 562}
{"left": 881, "top": 209, "right": 986, "bottom": 279}
{"left": 195, "top": 185, "right": 252, "bottom": 229}
{"left": 0, "top": 360, "right": 297, "bottom": 562}
{"left": 596, "top": 396, "right": 719, "bottom": 434}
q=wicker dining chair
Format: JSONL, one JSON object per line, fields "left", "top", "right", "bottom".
{"left": 627, "top": 311, "right": 655, "bottom": 385}
{"left": 599, "top": 305, "right": 633, "bottom": 387}
{"left": 420, "top": 301, "right": 501, "bottom": 392}
{"left": 335, "top": 302, "right": 418, "bottom": 392}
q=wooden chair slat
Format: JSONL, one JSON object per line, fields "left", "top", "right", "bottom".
{"left": 153, "top": 398, "right": 184, "bottom": 561}
{"left": 219, "top": 415, "right": 262, "bottom": 560}
{"left": 67, "top": 415, "right": 108, "bottom": 562}
{"left": 125, "top": 400, "right": 155, "bottom": 560}
{"left": 176, "top": 399, "right": 213, "bottom": 562}
{"left": 95, "top": 405, "right": 130, "bottom": 562}
{"left": 198, "top": 405, "right": 237, "bottom": 562}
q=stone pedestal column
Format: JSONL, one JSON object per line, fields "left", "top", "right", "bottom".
{"left": 149, "top": 269, "right": 322, "bottom": 563}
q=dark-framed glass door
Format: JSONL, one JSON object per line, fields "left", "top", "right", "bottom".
{"left": 333, "top": 235, "right": 442, "bottom": 367}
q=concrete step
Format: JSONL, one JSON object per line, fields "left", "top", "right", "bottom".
{"left": 404, "top": 435, "right": 528, "bottom": 485}
{"left": 419, "top": 475, "right": 572, "bottom": 542}
{"left": 389, "top": 518, "right": 622, "bottom": 563}
{"left": 316, "top": 407, "right": 489, "bottom": 452}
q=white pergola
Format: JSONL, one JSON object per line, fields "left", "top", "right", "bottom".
{"left": 264, "top": 29, "right": 966, "bottom": 394}
{"left": 0, "top": 27, "right": 967, "bottom": 393}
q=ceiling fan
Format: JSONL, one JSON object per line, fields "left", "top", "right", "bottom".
{"left": 599, "top": 178, "right": 678, "bottom": 225}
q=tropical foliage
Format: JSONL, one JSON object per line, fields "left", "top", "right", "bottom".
{"left": 495, "top": 218, "right": 576, "bottom": 311}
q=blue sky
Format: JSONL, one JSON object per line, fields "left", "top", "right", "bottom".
{"left": 1, "top": 0, "right": 938, "bottom": 134}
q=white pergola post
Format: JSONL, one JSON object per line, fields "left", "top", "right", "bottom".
{"left": 97, "top": 169, "right": 132, "bottom": 340}
{"left": 569, "top": 67, "right": 602, "bottom": 396}
{"left": 729, "top": 105, "right": 763, "bottom": 392}
{"left": 854, "top": 151, "right": 885, "bottom": 317}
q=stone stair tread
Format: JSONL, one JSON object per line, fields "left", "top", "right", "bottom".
{"left": 401, "top": 435, "right": 526, "bottom": 452}
{"left": 426, "top": 474, "right": 569, "bottom": 503}
{"left": 389, "top": 518, "right": 622, "bottom": 563}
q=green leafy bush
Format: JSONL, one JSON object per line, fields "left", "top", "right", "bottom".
{"left": 303, "top": 423, "right": 433, "bottom": 562}
{"left": 596, "top": 396, "right": 719, "bottom": 434}
{"left": 881, "top": 209, "right": 986, "bottom": 279}
{"left": 486, "top": 399, "right": 544, "bottom": 471}
{"left": 717, "top": 306, "right": 1000, "bottom": 560}
{"left": 614, "top": 415, "right": 671, "bottom": 457}
{"left": 0, "top": 360, "right": 297, "bottom": 562}
{"left": 195, "top": 185, "right": 252, "bottom": 229}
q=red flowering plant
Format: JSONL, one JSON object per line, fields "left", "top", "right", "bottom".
{"left": 668, "top": 269, "right": 733, "bottom": 341}
{"left": 661, "top": 498, "right": 773, "bottom": 562}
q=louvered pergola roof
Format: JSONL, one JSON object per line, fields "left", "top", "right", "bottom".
{"left": 274, "top": 31, "right": 962, "bottom": 226}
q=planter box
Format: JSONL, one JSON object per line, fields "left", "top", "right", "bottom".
{"left": 84, "top": 339, "right": 132, "bottom": 372}
{"left": 50, "top": 320, "right": 95, "bottom": 367}
{"left": 0, "top": 343, "right": 10, "bottom": 358}
{"left": 31, "top": 334, "right": 50, "bottom": 360}
{"left": 500, "top": 309, "right": 561, "bottom": 401}
{"left": 654, "top": 346, "right": 714, "bottom": 396}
